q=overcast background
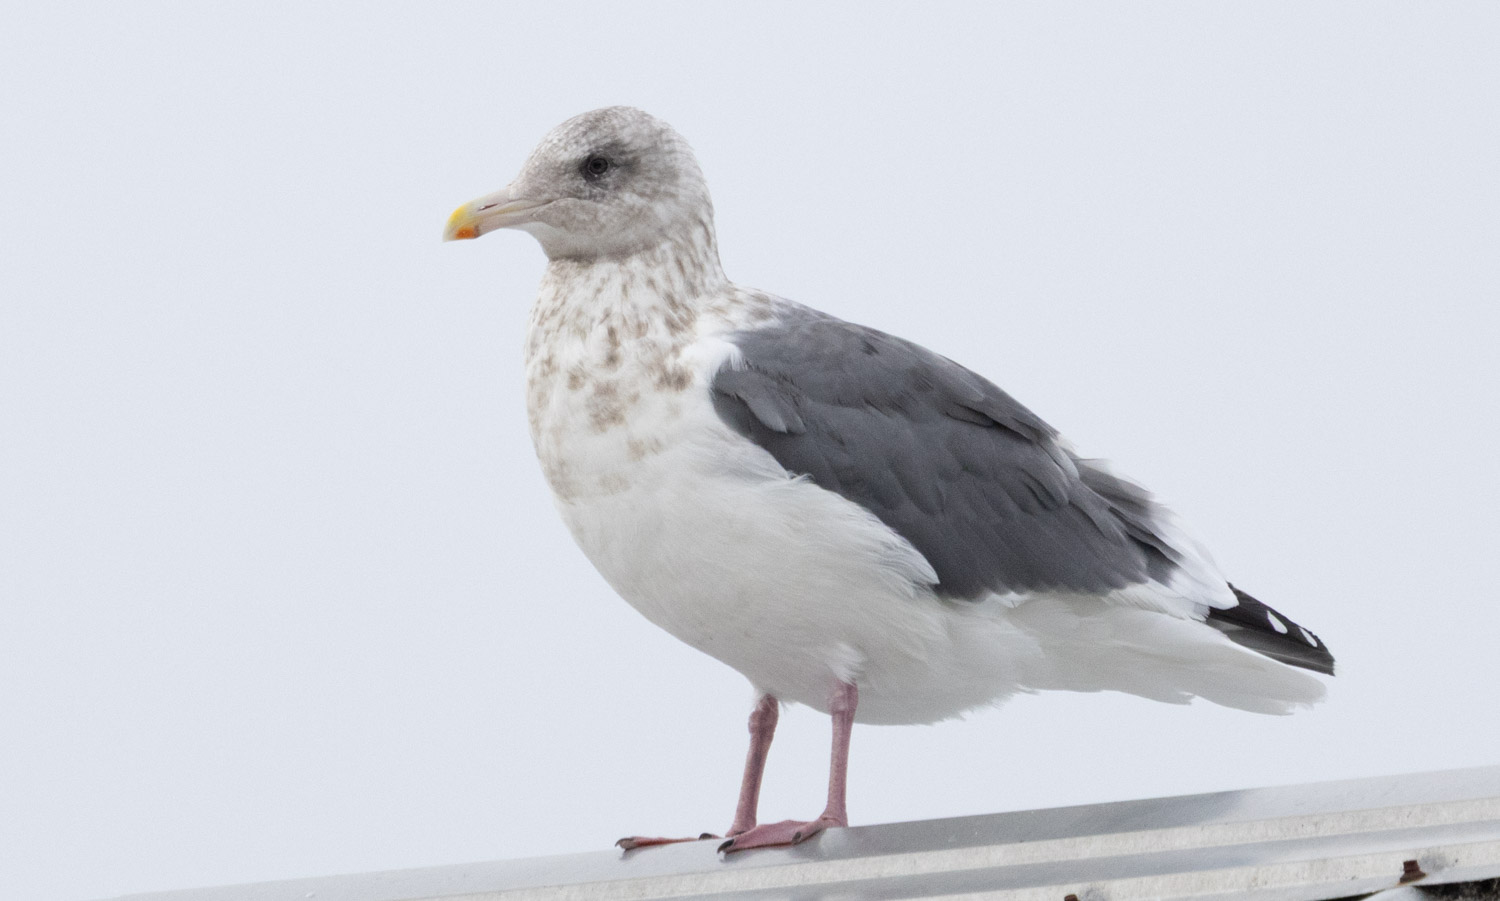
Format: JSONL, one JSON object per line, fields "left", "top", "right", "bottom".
{"left": 3, "top": 3, "right": 1498, "bottom": 900}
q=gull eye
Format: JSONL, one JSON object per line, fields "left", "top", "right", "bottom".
{"left": 582, "top": 155, "right": 612, "bottom": 179}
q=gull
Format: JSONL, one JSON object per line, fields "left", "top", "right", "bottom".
{"left": 444, "top": 107, "right": 1334, "bottom": 852}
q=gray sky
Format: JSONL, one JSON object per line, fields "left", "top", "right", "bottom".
{"left": 2, "top": 3, "right": 1498, "bottom": 900}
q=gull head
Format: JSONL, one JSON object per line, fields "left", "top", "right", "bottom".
{"left": 444, "top": 107, "right": 715, "bottom": 261}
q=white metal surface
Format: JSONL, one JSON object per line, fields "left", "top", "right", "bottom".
{"left": 112, "top": 766, "right": 1500, "bottom": 901}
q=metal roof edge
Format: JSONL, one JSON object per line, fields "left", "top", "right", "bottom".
{"left": 111, "top": 764, "right": 1500, "bottom": 901}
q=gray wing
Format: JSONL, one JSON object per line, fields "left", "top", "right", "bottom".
{"left": 710, "top": 309, "right": 1182, "bottom": 601}
{"left": 711, "top": 307, "right": 1336, "bottom": 676}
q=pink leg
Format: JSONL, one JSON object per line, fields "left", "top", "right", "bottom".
{"left": 719, "top": 681, "right": 857, "bottom": 853}
{"left": 616, "top": 694, "right": 781, "bottom": 851}
{"left": 728, "top": 694, "right": 779, "bottom": 835}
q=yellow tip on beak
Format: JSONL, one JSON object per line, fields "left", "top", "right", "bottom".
{"left": 444, "top": 204, "right": 480, "bottom": 241}
{"left": 442, "top": 187, "right": 545, "bottom": 242}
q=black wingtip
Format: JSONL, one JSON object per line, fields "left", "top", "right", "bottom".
{"left": 1207, "top": 584, "right": 1336, "bottom": 676}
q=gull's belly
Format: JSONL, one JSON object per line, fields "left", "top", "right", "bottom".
{"left": 532, "top": 384, "right": 984, "bottom": 719}
{"left": 560, "top": 445, "right": 948, "bottom": 712}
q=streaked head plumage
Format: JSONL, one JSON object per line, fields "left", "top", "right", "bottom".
{"left": 446, "top": 107, "right": 715, "bottom": 261}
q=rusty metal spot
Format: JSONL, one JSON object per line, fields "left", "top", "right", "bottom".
{"left": 1400, "top": 858, "right": 1427, "bottom": 883}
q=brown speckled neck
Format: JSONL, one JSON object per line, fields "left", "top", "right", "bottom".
{"left": 523, "top": 223, "right": 760, "bottom": 502}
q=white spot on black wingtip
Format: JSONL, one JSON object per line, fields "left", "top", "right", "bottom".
{"left": 1208, "top": 585, "right": 1336, "bottom": 674}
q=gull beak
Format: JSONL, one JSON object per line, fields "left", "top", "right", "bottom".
{"left": 443, "top": 187, "right": 548, "bottom": 241}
